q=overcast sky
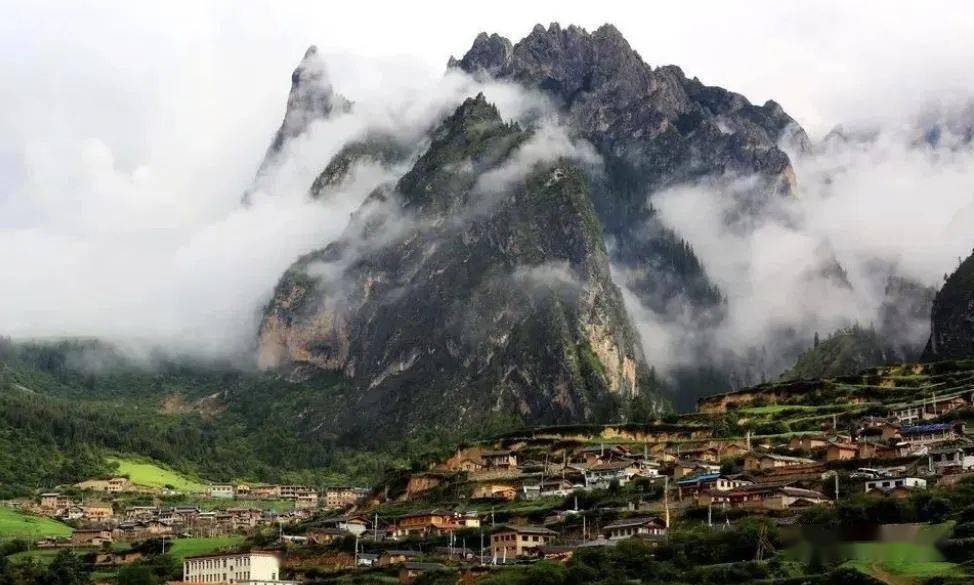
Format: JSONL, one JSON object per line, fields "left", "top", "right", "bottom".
{"left": 1, "top": 0, "right": 973, "bottom": 355}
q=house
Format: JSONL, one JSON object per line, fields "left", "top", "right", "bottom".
{"left": 356, "top": 553, "right": 378, "bottom": 567}
{"left": 928, "top": 442, "right": 974, "bottom": 473}
{"left": 182, "top": 552, "right": 283, "bottom": 584}
{"left": 865, "top": 476, "right": 927, "bottom": 496}
{"left": 234, "top": 484, "right": 251, "bottom": 498}
{"left": 889, "top": 392, "right": 971, "bottom": 424}
{"left": 455, "top": 458, "right": 486, "bottom": 473}
{"left": 295, "top": 493, "right": 319, "bottom": 509}
{"left": 107, "top": 477, "right": 132, "bottom": 493}
{"left": 318, "top": 515, "right": 369, "bottom": 536}
{"left": 583, "top": 459, "right": 640, "bottom": 488}
{"left": 578, "top": 444, "right": 631, "bottom": 465}
{"left": 393, "top": 511, "right": 459, "bottom": 539}
{"left": 40, "top": 492, "right": 72, "bottom": 511}
{"left": 470, "top": 483, "right": 517, "bottom": 501}
{"left": 789, "top": 435, "right": 829, "bottom": 452}
{"left": 83, "top": 503, "right": 114, "bottom": 520}
{"left": 672, "top": 460, "right": 721, "bottom": 480}
{"left": 279, "top": 485, "right": 316, "bottom": 499}
{"left": 324, "top": 487, "right": 369, "bottom": 509}
{"left": 378, "top": 549, "right": 422, "bottom": 566}
{"left": 677, "top": 473, "right": 751, "bottom": 497}
{"left": 481, "top": 450, "right": 518, "bottom": 469}
{"left": 602, "top": 517, "right": 666, "bottom": 541}
{"left": 900, "top": 423, "right": 962, "bottom": 446}
{"left": 399, "top": 562, "right": 447, "bottom": 584}
{"left": 826, "top": 441, "right": 858, "bottom": 462}
{"left": 490, "top": 525, "right": 558, "bottom": 561}
{"left": 522, "top": 479, "right": 575, "bottom": 500}
{"left": 252, "top": 485, "right": 281, "bottom": 499}
{"left": 71, "top": 529, "right": 113, "bottom": 547}
{"left": 856, "top": 440, "right": 898, "bottom": 460}
{"left": 744, "top": 452, "right": 816, "bottom": 472}
{"left": 208, "top": 484, "right": 235, "bottom": 499}
{"left": 859, "top": 422, "right": 902, "bottom": 443}
{"left": 61, "top": 505, "right": 85, "bottom": 520}
{"left": 708, "top": 486, "right": 830, "bottom": 511}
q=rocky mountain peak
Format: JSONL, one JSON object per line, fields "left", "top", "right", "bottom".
{"left": 923, "top": 251, "right": 974, "bottom": 361}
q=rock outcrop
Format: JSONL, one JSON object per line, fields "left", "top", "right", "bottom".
{"left": 924, "top": 251, "right": 974, "bottom": 361}
{"left": 450, "top": 23, "right": 807, "bottom": 316}
{"left": 260, "top": 95, "right": 653, "bottom": 440}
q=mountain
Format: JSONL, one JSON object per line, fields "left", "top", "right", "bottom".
{"left": 257, "top": 23, "right": 814, "bottom": 435}
{"left": 450, "top": 24, "right": 808, "bottom": 317}
{"left": 259, "top": 95, "right": 656, "bottom": 441}
{"left": 924, "top": 250, "right": 974, "bottom": 361}
{"left": 245, "top": 45, "right": 351, "bottom": 202}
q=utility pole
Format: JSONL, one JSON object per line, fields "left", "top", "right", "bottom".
{"left": 707, "top": 503, "right": 712, "bottom": 528}
{"left": 663, "top": 476, "right": 670, "bottom": 528}
{"left": 374, "top": 512, "right": 378, "bottom": 541}
{"left": 746, "top": 431, "right": 751, "bottom": 451}
{"left": 834, "top": 472, "right": 840, "bottom": 502}
{"left": 480, "top": 531, "right": 484, "bottom": 566}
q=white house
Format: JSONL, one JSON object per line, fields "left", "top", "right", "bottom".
{"left": 928, "top": 443, "right": 974, "bottom": 473}
{"left": 864, "top": 476, "right": 927, "bottom": 494}
{"left": 183, "top": 552, "right": 284, "bottom": 584}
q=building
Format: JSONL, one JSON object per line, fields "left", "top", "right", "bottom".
{"left": 826, "top": 442, "right": 858, "bottom": 462}
{"left": 324, "top": 487, "right": 369, "bottom": 509}
{"left": 602, "top": 517, "right": 666, "bottom": 541}
{"left": 522, "top": 479, "right": 575, "bottom": 500}
{"left": 393, "top": 511, "right": 459, "bottom": 539}
{"left": 252, "top": 485, "right": 281, "bottom": 499}
{"left": 83, "top": 503, "right": 114, "bottom": 520}
{"left": 900, "top": 423, "right": 962, "bottom": 446}
{"left": 677, "top": 473, "right": 751, "bottom": 497}
{"left": 183, "top": 552, "right": 281, "bottom": 584}
{"left": 278, "top": 485, "right": 315, "bottom": 500}
{"left": 39, "top": 492, "right": 72, "bottom": 511}
{"left": 294, "top": 493, "right": 318, "bottom": 509}
{"left": 789, "top": 435, "right": 829, "bottom": 452}
{"left": 470, "top": 483, "right": 517, "bottom": 501}
{"left": 889, "top": 392, "right": 971, "bottom": 424}
{"left": 583, "top": 459, "right": 640, "bottom": 488}
{"left": 865, "top": 476, "right": 927, "bottom": 495}
{"left": 71, "top": 529, "right": 113, "bottom": 547}
{"left": 208, "top": 485, "right": 235, "bottom": 499}
{"left": 928, "top": 442, "right": 974, "bottom": 473}
{"left": 708, "top": 486, "right": 830, "bottom": 511}
{"left": 481, "top": 450, "right": 518, "bottom": 469}
{"left": 490, "top": 525, "right": 558, "bottom": 560}
{"left": 856, "top": 440, "right": 898, "bottom": 460}
{"left": 744, "top": 453, "right": 816, "bottom": 472}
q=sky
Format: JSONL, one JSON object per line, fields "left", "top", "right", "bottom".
{"left": 1, "top": 0, "right": 973, "bottom": 364}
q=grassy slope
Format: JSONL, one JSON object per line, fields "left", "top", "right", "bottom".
{"left": 107, "top": 456, "right": 208, "bottom": 492}
{"left": 842, "top": 524, "right": 964, "bottom": 581}
{"left": 0, "top": 507, "right": 72, "bottom": 539}
{"left": 166, "top": 536, "right": 244, "bottom": 561}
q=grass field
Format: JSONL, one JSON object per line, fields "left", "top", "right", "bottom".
{"left": 841, "top": 524, "right": 965, "bottom": 582}
{"left": 107, "top": 456, "right": 208, "bottom": 492}
{"left": 166, "top": 536, "right": 244, "bottom": 561}
{"left": 0, "top": 507, "right": 73, "bottom": 540}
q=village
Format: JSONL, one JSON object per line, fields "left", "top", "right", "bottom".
{"left": 4, "top": 373, "right": 974, "bottom": 584}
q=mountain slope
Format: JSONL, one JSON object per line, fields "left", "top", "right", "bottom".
{"left": 259, "top": 95, "right": 656, "bottom": 440}
{"left": 451, "top": 24, "right": 807, "bottom": 317}
{"left": 924, "top": 251, "right": 974, "bottom": 361}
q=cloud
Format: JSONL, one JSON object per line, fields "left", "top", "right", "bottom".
{"left": 636, "top": 111, "right": 974, "bottom": 377}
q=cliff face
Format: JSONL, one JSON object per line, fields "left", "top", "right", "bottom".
{"left": 256, "top": 24, "right": 814, "bottom": 437}
{"left": 450, "top": 24, "right": 807, "bottom": 315}
{"left": 245, "top": 46, "right": 351, "bottom": 202}
{"left": 924, "top": 252, "right": 974, "bottom": 361}
{"left": 259, "top": 96, "right": 652, "bottom": 439}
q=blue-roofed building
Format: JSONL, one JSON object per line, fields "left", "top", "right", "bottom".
{"left": 676, "top": 472, "right": 751, "bottom": 497}
{"left": 900, "top": 422, "right": 963, "bottom": 446}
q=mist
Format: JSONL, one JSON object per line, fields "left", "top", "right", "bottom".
{"left": 2, "top": 1, "right": 974, "bottom": 378}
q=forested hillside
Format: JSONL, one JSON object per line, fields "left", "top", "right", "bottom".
{"left": 0, "top": 340, "right": 461, "bottom": 497}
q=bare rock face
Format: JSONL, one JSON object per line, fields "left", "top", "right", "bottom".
{"left": 259, "top": 95, "right": 653, "bottom": 439}
{"left": 245, "top": 46, "right": 351, "bottom": 202}
{"left": 450, "top": 23, "right": 807, "bottom": 317}
{"left": 924, "top": 252, "right": 974, "bottom": 361}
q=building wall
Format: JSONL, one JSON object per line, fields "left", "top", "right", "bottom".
{"left": 183, "top": 553, "right": 279, "bottom": 584}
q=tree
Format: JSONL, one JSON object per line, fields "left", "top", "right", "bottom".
{"left": 39, "top": 550, "right": 88, "bottom": 585}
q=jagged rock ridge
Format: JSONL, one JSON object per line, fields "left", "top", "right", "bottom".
{"left": 450, "top": 23, "right": 807, "bottom": 317}
{"left": 259, "top": 95, "right": 653, "bottom": 440}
